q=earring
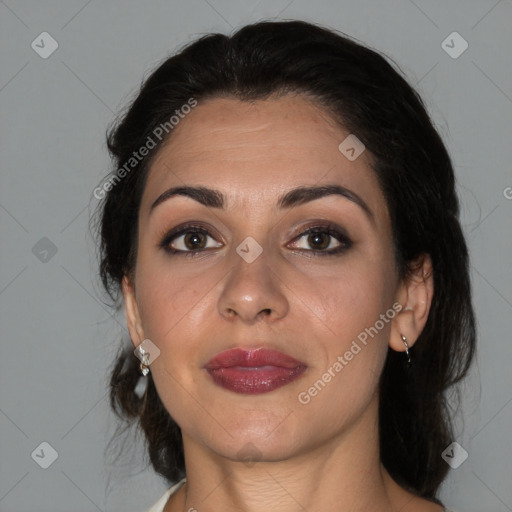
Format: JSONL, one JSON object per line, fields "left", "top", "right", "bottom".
{"left": 138, "top": 347, "right": 151, "bottom": 376}
{"left": 401, "top": 334, "right": 411, "bottom": 365}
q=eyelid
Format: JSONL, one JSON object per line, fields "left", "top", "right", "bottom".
{"left": 288, "top": 220, "right": 350, "bottom": 240}
{"left": 158, "top": 221, "right": 220, "bottom": 241}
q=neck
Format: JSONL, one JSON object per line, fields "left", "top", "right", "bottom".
{"left": 173, "top": 396, "right": 406, "bottom": 512}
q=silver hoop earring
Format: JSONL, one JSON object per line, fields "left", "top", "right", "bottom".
{"left": 401, "top": 334, "right": 411, "bottom": 365}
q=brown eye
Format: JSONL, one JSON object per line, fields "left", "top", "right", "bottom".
{"left": 288, "top": 224, "right": 352, "bottom": 256}
{"left": 160, "top": 225, "right": 222, "bottom": 256}
{"left": 182, "top": 231, "right": 207, "bottom": 250}
{"left": 307, "top": 232, "right": 332, "bottom": 250}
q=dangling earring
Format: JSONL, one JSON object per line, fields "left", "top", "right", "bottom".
{"left": 401, "top": 334, "right": 411, "bottom": 365}
{"left": 138, "top": 346, "right": 151, "bottom": 376}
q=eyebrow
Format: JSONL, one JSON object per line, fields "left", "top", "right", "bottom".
{"left": 149, "top": 183, "right": 374, "bottom": 221}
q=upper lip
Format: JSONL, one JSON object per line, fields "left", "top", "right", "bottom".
{"left": 204, "top": 348, "right": 306, "bottom": 369}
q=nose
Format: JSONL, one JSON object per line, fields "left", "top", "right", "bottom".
{"left": 217, "top": 244, "right": 289, "bottom": 324}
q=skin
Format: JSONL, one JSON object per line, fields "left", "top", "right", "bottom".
{"left": 122, "top": 94, "right": 439, "bottom": 512}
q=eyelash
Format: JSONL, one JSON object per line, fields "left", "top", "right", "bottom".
{"left": 158, "top": 222, "right": 352, "bottom": 258}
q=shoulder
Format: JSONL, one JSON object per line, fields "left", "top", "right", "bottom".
{"left": 145, "top": 478, "right": 186, "bottom": 512}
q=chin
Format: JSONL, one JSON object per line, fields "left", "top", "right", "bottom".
{"left": 210, "top": 414, "right": 305, "bottom": 460}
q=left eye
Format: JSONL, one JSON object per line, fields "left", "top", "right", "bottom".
{"left": 288, "top": 226, "right": 350, "bottom": 254}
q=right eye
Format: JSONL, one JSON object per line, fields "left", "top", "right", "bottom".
{"left": 159, "top": 224, "right": 223, "bottom": 257}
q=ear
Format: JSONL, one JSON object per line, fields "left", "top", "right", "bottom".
{"left": 122, "top": 274, "right": 145, "bottom": 348}
{"left": 390, "top": 254, "right": 434, "bottom": 353}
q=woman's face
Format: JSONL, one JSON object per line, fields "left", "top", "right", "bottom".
{"left": 123, "top": 94, "right": 403, "bottom": 462}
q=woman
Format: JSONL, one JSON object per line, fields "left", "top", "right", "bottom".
{"left": 94, "top": 20, "right": 475, "bottom": 512}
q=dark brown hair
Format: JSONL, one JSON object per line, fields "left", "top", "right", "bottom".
{"left": 91, "top": 19, "right": 476, "bottom": 502}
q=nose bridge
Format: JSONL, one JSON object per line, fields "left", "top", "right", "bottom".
{"left": 218, "top": 237, "right": 288, "bottom": 322}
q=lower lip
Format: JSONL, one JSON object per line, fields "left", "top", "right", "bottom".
{"left": 206, "top": 365, "right": 307, "bottom": 394}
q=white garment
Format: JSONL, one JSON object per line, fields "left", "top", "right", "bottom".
{"left": 145, "top": 478, "right": 186, "bottom": 512}
{"left": 145, "top": 479, "right": 456, "bottom": 512}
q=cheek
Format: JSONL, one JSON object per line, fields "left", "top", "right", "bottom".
{"left": 137, "top": 272, "right": 205, "bottom": 349}
{"left": 135, "top": 271, "right": 207, "bottom": 419}
{"left": 134, "top": 240, "right": 208, "bottom": 334}
{"left": 310, "top": 251, "right": 396, "bottom": 339}
{"left": 293, "top": 255, "right": 395, "bottom": 417}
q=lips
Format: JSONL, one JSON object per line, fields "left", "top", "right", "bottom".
{"left": 204, "top": 348, "right": 307, "bottom": 394}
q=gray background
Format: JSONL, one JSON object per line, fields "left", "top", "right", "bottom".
{"left": 1, "top": 1, "right": 511, "bottom": 511}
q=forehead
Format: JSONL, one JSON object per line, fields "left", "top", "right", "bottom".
{"left": 141, "top": 94, "right": 386, "bottom": 218}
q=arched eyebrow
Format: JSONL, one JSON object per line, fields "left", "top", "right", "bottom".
{"left": 149, "top": 184, "right": 374, "bottom": 222}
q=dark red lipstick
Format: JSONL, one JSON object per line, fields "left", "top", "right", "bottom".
{"left": 204, "top": 348, "right": 307, "bottom": 394}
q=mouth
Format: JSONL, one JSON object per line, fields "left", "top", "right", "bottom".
{"left": 204, "top": 348, "right": 307, "bottom": 394}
